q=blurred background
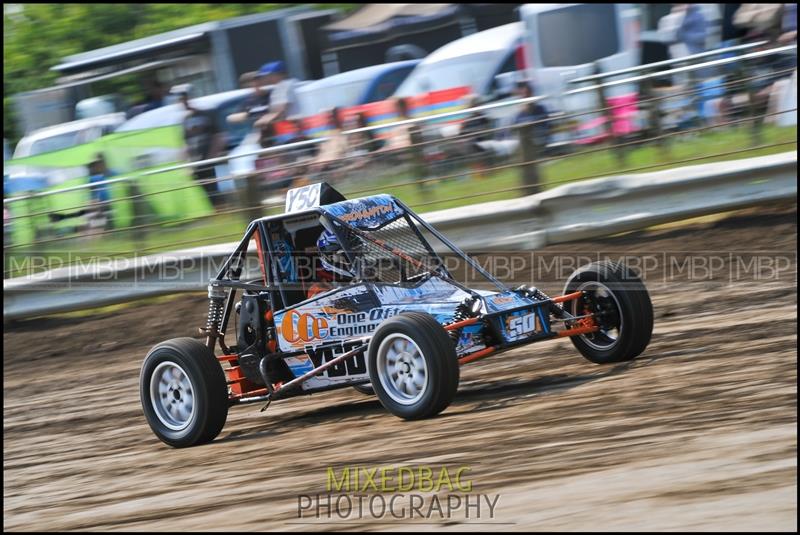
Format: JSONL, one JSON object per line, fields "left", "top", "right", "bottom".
{"left": 3, "top": 3, "right": 797, "bottom": 278}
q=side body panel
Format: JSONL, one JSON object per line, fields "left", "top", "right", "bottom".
{"left": 273, "top": 278, "right": 481, "bottom": 391}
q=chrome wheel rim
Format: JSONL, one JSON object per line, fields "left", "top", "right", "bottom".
{"left": 150, "top": 362, "right": 195, "bottom": 431}
{"left": 376, "top": 334, "right": 428, "bottom": 405}
{"left": 577, "top": 281, "right": 623, "bottom": 350}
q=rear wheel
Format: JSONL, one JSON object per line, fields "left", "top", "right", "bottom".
{"left": 140, "top": 338, "right": 228, "bottom": 447}
{"left": 368, "top": 312, "right": 459, "bottom": 420}
{"left": 563, "top": 261, "right": 653, "bottom": 364}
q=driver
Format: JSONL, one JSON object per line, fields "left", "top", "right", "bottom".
{"left": 307, "top": 230, "right": 355, "bottom": 298}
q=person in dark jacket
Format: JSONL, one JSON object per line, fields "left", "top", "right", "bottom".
{"left": 175, "top": 85, "right": 223, "bottom": 206}
{"left": 227, "top": 71, "right": 270, "bottom": 125}
{"left": 514, "top": 81, "right": 550, "bottom": 149}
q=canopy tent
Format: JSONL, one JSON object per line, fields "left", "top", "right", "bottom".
{"left": 321, "top": 4, "right": 465, "bottom": 73}
{"left": 321, "top": 4, "right": 522, "bottom": 73}
{"left": 323, "top": 4, "right": 462, "bottom": 50}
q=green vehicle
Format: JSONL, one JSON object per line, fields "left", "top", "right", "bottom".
{"left": 5, "top": 89, "right": 254, "bottom": 248}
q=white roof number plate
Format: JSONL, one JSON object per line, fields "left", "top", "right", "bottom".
{"left": 285, "top": 183, "right": 322, "bottom": 213}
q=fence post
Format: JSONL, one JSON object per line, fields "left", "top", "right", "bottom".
{"left": 641, "top": 77, "right": 669, "bottom": 159}
{"left": 408, "top": 125, "right": 429, "bottom": 197}
{"left": 238, "top": 172, "right": 263, "bottom": 224}
{"left": 744, "top": 72, "right": 764, "bottom": 146}
{"left": 593, "top": 63, "right": 626, "bottom": 166}
{"left": 731, "top": 61, "right": 764, "bottom": 146}
{"left": 127, "top": 178, "right": 148, "bottom": 247}
{"left": 519, "top": 120, "right": 542, "bottom": 195}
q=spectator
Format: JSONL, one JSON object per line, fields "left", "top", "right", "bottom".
{"left": 228, "top": 71, "right": 270, "bottom": 124}
{"left": 658, "top": 5, "right": 706, "bottom": 86}
{"left": 174, "top": 85, "right": 223, "bottom": 206}
{"left": 734, "top": 3, "right": 785, "bottom": 43}
{"left": 128, "top": 80, "right": 168, "bottom": 118}
{"left": 239, "top": 71, "right": 256, "bottom": 89}
{"left": 286, "top": 118, "right": 319, "bottom": 160}
{"left": 722, "top": 3, "right": 748, "bottom": 43}
{"left": 87, "top": 153, "right": 114, "bottom": 205}
{"left": 383, "top": 97, "right": 415, "bottom": 152}
{"left": 779, "top": 3, "right": 797, "bottom": 43}
{"left": 311, "top": 107, "right": 349, "bottom": 169}
{"left": 257, "top": 121, "right": 277, "bottom": 151}
{"left": 514, "top": 81, "right": 550, "bottom": 149}
{"left": 728, "top": 4, "right": 794, "bottom": 116}
{"left": 677, "top": 4, "right": 708, "bottom": 55}
{"left": 658, "top": 4, "right": 691, "bottom": 64}
{"left": 767, "top": 68, "right": 796, "bottom": 126}
{"left": 342, "top": 112, "right": 384, "bottom": 175}
{"left": 255, "top": 118, "right": 313, "bottom": 192}
{"left": 456, "top": 95, "right": 494, "bottom": 180}
{"left": 774, "top": 4, "right": 797, "bottom": 70}
{"left": 755, "top": 5, "right": 797, "bottom": 123}
{"left": 272, "top": 119, "right": 314, "bottom": 184}
{"left": 49, "top": 153, "right": 116, "bottom": 229}
{"left": 351, "top": 112, "right": 383, "bottom": 155}
{"left": 254, "top": 61, "right": 300, "bottom": 130}
{"left": 383, "top": 97, "right": 427, "bottom": 194}
{"left": 143, "top": 81, "right": 168, "bottom": 111}
{"left": 87, "top": 153, "right": 115, "bottom": 229}
{"left": 299, "top": 108, "right": 371, "bottom": 186}
{"left": 254, "top": 121, "right": 287, "bottom": 190}
{"left": 460, "top": 95, "right": 493, "bottom": 142}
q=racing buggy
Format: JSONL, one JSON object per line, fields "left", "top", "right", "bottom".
{"left": 140, "top": 183, "right": 653, "bottom": 447}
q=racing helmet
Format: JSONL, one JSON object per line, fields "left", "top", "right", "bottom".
{"left": 317, "top": 230, "right": 354, "bottom": 280}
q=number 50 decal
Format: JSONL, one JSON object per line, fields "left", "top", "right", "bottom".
{"left": 508, "top": 313, "right": 538, "bottom": 339}
{"left": 285, "top": 183, "right": 322, "bottom": 213}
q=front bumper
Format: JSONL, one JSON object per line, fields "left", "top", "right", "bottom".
{"left": 448, "top": 291, "right": 599, "bottom": 365}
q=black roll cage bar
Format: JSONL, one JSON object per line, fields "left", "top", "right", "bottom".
{"left": 206, "top": 197, "right": 510, "bottom": 349}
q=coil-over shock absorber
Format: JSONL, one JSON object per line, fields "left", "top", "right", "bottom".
{"left": 204, "top": 283, "right": 226, "bottom": 347}
{"left": 446, "top": 295, "right": 483, "bottom": 345}
{"left": 447, "top": 302, "right": 471, "bottom": 344}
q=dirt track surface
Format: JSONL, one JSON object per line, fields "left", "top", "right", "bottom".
{"left": 3, "top": 203, "right": 797, "bottom": 531}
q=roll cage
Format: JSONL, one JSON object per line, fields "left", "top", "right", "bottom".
{"left": 204, "top": 197, "right": 507, "bottom": 353}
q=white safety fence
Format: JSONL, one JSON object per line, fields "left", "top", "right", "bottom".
{"left": 3, "top": 151, "right": 796, "bottom": 320}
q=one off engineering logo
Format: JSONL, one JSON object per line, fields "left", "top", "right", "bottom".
{"left": 281, "top": 310, "right": 330, "bottom": 344}
{"left": 281, "top": 307, "right": 408, "bottom": 345}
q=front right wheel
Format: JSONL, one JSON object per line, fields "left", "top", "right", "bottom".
{"left": 563, "top": 261, "right": 653, "bottom": 364}
{"left": 368, "top": 312, "right": 459, "bottom": 420}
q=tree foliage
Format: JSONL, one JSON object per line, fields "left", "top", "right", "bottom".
{"left": 3, "top": 3, "right": 357, "bottom": 142}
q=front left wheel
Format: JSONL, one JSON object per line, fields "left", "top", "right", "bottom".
{"left": 140, "top": 337, "right": 228, "bottom": 448}
{"left": 368, "top": 312, "right": 459, "bottom": 420}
